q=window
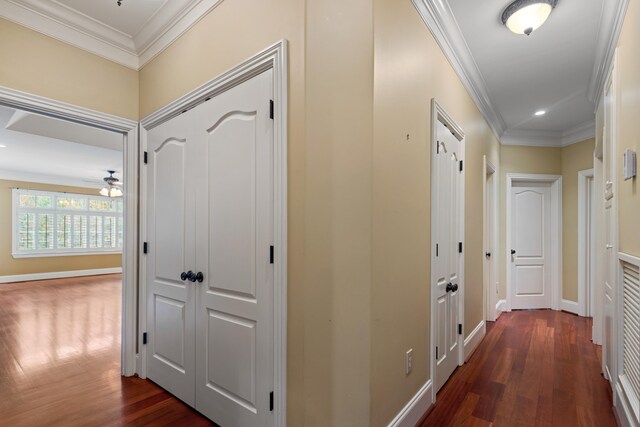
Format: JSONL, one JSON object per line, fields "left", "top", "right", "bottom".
{"left": 12, "top": 189, "right": 124, "bottom": 258}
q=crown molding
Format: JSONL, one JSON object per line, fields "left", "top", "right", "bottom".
{"left": 0, "top": 0, "right": 222, "bottom": 70}
{"left": 501, "top": 120, "right": 595, "bottom": 148}
{"left": 411, "top": 0, "right": 507, "bottom": 140}
{"left": 587, "top": 0, "right": 629, "bottom": 109}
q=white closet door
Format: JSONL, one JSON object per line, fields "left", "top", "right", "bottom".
{"left": 193, "top": 69, "right": 274, "bottom": 427}
{"left": 434, "top": 120, "right": 462, "bottom": 392}
{"left": 146, "top": 110, "right": 197, "bottom": 405}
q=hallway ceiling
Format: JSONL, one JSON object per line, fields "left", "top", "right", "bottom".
{"left": 0, "top": 0, "right": 221, "bottom": 69}
{"left": 415, "top": 0, "right": 628, "bottom": 146}
{"left": 0, "top": 105, "right": 123, "bottom": 188}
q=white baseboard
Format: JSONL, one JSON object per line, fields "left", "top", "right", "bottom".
{"left": 0, "top": 267, "right": 122, "bottom": 283}
{"left": 561, "top": 299, "right": 580, "bottom": 315}
{"left": 495, "top": 299, "right": 506, "bottom": 318}
{"left": 464, "top": 320, "right": 486, "bottom": 361}
{"left": 614, "top": 380, "right": 638, "bottom": 427}
{"left": 387, "top": 380, "right": 433, "bottom": 427}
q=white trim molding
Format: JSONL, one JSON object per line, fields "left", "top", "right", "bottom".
{"left": 506, "top": 173, "right": 563, "bottom": 312}
{"left": 588, "top": 0, "right": 630, "bottom": 108}
{"left": 387, "top": 380, "right": 433, "bottom": 427}
{"left": 0, "top": 85, "right": 139, "bottom": 377}
{"left": 578, "top": 169, "right": 595, "bottom": 318}
{"left": 561, "top": 299, "right": 580, "bottom": 315}
{"left": 501, "top": 120, "right": 596, "bottom": 148}
{"left": 496, "top": 299, "right": 507, "bottom": 318}
{"left": 0, "top": 267, "right": 122, "bottom": 284}
{"left": 464, "top": 321, "right": 486, "bottom": 361}
{"left": 139, "top": 40, "right": 288, "bottom": 427}
{"left": 411, "top": 0, "right": 506, "bottom": 140}
{"left": 0, "top": 0, "right": 224, "bottom": 70}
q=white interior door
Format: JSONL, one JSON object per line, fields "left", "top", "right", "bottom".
{"left": 510, "top": 183, "right": 552, "bottom": 310}
{"left": 146, "top": 110, "right": 197, "bottom": 405}
{"left": 193, "top": 69, "right": 274, "bottom": 426}
{"left": 485, "top": 168, "right": 496, "bottom": 321}
{"left": 434, "top": 120, "right": 462, "bottom": 392}
{"left": 146, "top": 69, "right": 275, "bottom": 427}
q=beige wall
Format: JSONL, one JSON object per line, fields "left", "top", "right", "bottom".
{"left": 0, "top": 18, "right": 138, "bottom": 120}
{"left": 561, "top": 138, "right": 595, "bottom": 302}
{"left": 615, "top": 0, "right": 640, "bottom": 257}
{"left": 0, "top": 180, "right": 122, "bottom": 276}
{"left": 372, "top": 0, "right": 500, "bottom": 424}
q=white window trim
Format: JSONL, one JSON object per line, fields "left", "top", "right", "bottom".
{"left": 12, "top": 188, "right": 124, "bottom": 258}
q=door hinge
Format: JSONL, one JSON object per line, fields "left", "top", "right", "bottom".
{"left": 458, "top": 324, "right": 462, "bottom": 335}
{"left": 269, "top": 391, "right": 274, "bottom": 411}
{"left": 270, "top": 246, "right": 274, "bottom": 264}
{"left": 436, "top": 244, "right": 439, "bottom": 257}
{"left": 143, "top": 242, "right": 148, "bottom": 254}
{"left": 435, "top": 346, "right": 439, "bottom": 360}
{"left": 269, "top": 100, "right": 274, "bottom": 120}
{"left": 143, "top": 332, "right": 148, "bottom": 345}
{"left": 144, "top": 151, "right": 148, "bottom": 164}
{"left": 459, "top": 160, "right": 463, "bottom": 172}
{"left": 436, "top": 141, "right": 440, "bottom": 154}
{"left": 458, "top": 242, "right": 462, "bottom": 253}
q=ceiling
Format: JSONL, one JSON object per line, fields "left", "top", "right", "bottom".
{"left": 0, "top": 0, "right": 222, "bottom": 69}
{"left": 0, "top": 105, "right": 123, "bottom": 188}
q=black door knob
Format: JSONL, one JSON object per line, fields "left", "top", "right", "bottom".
{"left": 446, "top": 283, "right": 453, "bottom": 292}
{"left": 485, "top": 252, "right": 491, "bottom": 258}
{"left": 511, "top": 249, "right": 516, "bottom": 255}
{"left": 195, "top": 272, "right": 204, "bottom": 283}
{"left": 180, "top": 271, "right": 193, "bottom": 281}
{"left": 452, "top": 283, "right": 458, "bottom": 292}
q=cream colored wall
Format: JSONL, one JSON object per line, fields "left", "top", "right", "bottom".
{"left": 561, "top": 138, "right": 595, "bottom": 302}
{"left": 498, "top": 146, "right": 562, "bottom": 299}
{"left": 372, "top": 0, "right": 500, "bottom": 424}
{"left": 0, "top": 180, "right": 122, "bottom": 276}
{"left": 615, "top": 0, "right": 640, "bottom": 257}
{"left": 0, "top": 18, "right": 138, "bottom": 120}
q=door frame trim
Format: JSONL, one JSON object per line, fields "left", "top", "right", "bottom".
{"left": 429, "top": 99, "right": 465, "bottom": 403}
{"left": 506, "top": 173, "right": 563, "bottom": 312}
{"left": 0, "top": 85, "right": 140, "bottom": 377}
{"left": 578, "top": 168, "right": 595, "bottom": 318}
{"left": 138, "top": 40, "right": 288, "bottom": 427}
{"left": 483, "top": 157, "right": 498, "bottom": 321}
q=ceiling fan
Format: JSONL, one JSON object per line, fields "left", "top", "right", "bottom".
{"left": 100, "top": 170, "right": 123, "bottom": 197}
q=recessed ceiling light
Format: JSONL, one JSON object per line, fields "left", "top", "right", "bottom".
{"left": 0, "top": 144, "right": 6, "bottom": 148}
{"left": 535, "top": 110, "right": 546, "bottom": 116}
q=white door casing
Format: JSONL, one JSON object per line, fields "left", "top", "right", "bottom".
{"left": 431, "top": 100, "right": 465, "bottom": 395}
{"left": 484, "top": 157, "right": 498, "bottom": 321}
{"left": 510, "top": 183, "right": 552, "bottom": 310}
{"left": 194, "top": 69, "right": 274, "bottom": 426}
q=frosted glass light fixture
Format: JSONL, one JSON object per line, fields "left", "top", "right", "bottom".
{"left": 99, "top": 170, "right": 123, "bottom": 198}
{"left": 502, "top": 0, "right": 557, "bottom": 36}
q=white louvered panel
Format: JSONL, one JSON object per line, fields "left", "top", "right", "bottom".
{"left": 622, "top": 261, "right": 640, "bottom": 401}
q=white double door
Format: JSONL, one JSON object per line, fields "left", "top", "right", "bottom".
{"left": 510, "top": 183, "right": 552, "bottom": 310}
{"left": 146, "top": 70, "right": 274, "bottom": 427}
{"left": 433, "top": 120, "right": 463, "bottom": 392}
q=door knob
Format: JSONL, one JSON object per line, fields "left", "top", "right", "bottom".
{"left": 180, "top": 271, "right": 194, "bottom": 281}
{"left": 511, "top": 249, "right": 516, "bottom": 255}
{"left": 485, "top": 252, "right": 491, "bottom": 258}
{"left": 446, "top": 283, "right": 453, "bottom": 292}
{"left": 452, "top": 284, "right": 458, "bottom": 292}
{"left": 195, "top": 272, "right": 204, "bottom": 283}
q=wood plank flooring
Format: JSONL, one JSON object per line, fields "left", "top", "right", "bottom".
{"left": 420, "top": 310, "right": 617, "bottom": 427}
{"left": 0, "top": 274, "right": 212, "bottom": 426}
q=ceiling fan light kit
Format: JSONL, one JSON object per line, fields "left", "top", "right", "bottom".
{"left": 100, "top": 170, "right": 123, "bottom": 198}
{"left": 502, "top": 0, "right": 558, "bottom": 36}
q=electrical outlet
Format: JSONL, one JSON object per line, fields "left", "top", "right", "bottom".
{"left": 405, "top": 349, "right": 413, "bottom": 375}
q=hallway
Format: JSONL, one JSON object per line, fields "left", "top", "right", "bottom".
{"left": 421, "top": 310, "right": 617, "bottom": 427}
{"left": 0, "top": 275, "right": 212, "bottom": 426}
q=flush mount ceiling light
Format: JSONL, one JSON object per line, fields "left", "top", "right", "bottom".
{"left": 502, "top": 0, "right": 558, "bottom": 36}
{"left": 535, "top": 110, "right": 546, "bottom": 116}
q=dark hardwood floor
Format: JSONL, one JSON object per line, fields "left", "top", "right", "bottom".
{"left": 0, "top": 274, "right": 212, "bottom": 426}
{"left": 420, "top": 310, "right": 617, "bottom": 427}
